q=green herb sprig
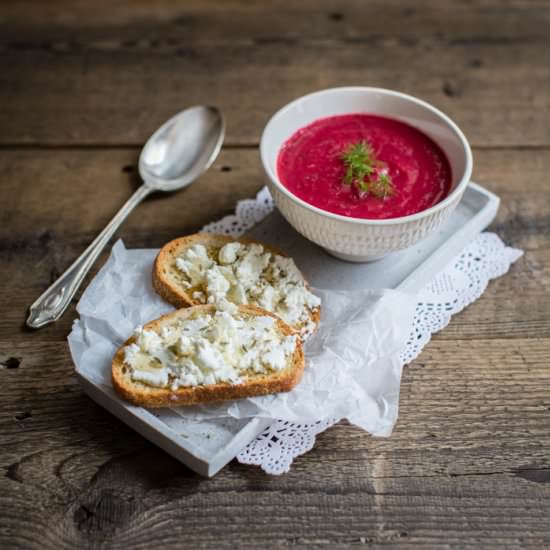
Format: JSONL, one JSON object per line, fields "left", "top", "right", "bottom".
{"left": 341, "top": 141, "right": 394, "bottom": 199}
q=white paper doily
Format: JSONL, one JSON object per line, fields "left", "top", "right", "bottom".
{"left": 202, "top": 187, "right": 522, "bottom": 475}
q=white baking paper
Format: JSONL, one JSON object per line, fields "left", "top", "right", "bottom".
{"left": 68, "top": 240, "right": 416, "bottom": 436}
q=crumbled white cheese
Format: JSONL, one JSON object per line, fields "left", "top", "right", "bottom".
{"left": 181, "top": 316, "right": 210, "bottom": 335}
{"left": 235, "top": 250, "right": 270, "bottom": 289}
{"left": 123, "top": 342, "right": 140, "bottom": 366}
{"left": 192, "top": 290, "right": 206, "bottom": 303}
{"left": 136, "top": 327, "right": 163, "bottom": 354}
{"left": 177, "top": 335, "right": 194, "bottom": 355}
{"left": 228, "top": 283, "right": 247, "bottom": 305}
{"left": 216, "top": 297, "right": 238, "bottom": 314}
{"left": 262, "top": 285, "right": 279, "bottom": 312}
{"left": 123, "top": 309, "right": 297, "bottom": 389}
{"left": 219, "top": 242, "right": 242, "bottom": 264}
{"left": 160, "top": 326, "right": 176, "bottom": 340}
{"left": 272, "top": 255, "right": 303, "bottom": 283}
{"left": 262, "top": 348, "right": 286, "bottom": 371}
{"left": 175, "top": 244, "right": 213, "bottom": 286}
{"left": 174, "top": 241, "right": 321, "bottom": 333}
{"left": 206, "top": 267, "right": 231, "bottom": 302}
{"left": 131, "top": 369, "right": 169, "bottom": 388}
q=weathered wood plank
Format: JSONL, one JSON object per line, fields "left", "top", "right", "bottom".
{"left": 0, "top": 148, "right": 261, "bottom": 245}
{"left": 0, "top": 147, "right": 548, "bottom": 343}
{"left": 0, "top": 1, "right": 548, "bottom": 148}
{"left": 2, "top": 339, "right": 549, "bottom": 472}
{"left": 1, "top": 338, "right": 549, "bottom": 548}
{"left": 0, "top": 43, "right": 547, "bottom": 146}
{"left": 2, "top": 148, "right": 548, "bottom": 244}
{"left": 2, "top": 0, "right": 549, "bottom": 44}
{"left": 1, "top": 487, "right": 549, "bottom": 549}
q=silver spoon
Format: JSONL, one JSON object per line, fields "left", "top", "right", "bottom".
{"left": 27, "top": 105, "right": 225, "bottom": 329}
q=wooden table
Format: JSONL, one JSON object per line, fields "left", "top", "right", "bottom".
{"left": 1, "top": 2, "right": 549, "bottom": 548}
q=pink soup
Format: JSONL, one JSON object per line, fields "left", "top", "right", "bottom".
{"left": 276, "top": 114, "right": 452, "bottom": 220}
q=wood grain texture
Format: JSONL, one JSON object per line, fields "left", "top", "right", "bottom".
{"left": 1, "top": 339, "right": 549, "bottom": 548}
{"left": 1, "top": 1, "right": 549, "bottom": 548}
{"left": 2, "top": 0, "right": 549, "bottom": 42}
{"left": 0, "top": 1, "right": 548, "bottom": 146}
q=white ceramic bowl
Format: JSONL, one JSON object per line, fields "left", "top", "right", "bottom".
{"left": 260, "top": 87, "right": 473, "bottom": 262}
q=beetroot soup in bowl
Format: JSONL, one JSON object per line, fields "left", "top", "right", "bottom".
{"left": 260, "top": 87, "right": 473, "bottom": 262}
{"left": 277, "top": 114, "right": 452, "bottom": 220}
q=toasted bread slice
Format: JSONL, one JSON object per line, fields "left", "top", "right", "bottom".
{"left": 152, "top": 233, "right": 321, "bottom": 334}
{"left": 112, "top": 304, "right": 305, "bottom": 408}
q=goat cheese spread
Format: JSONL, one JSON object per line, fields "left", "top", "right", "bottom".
{"left": 174, "top": 242, "right": 321, "bottom": 334}
{"left": 123, "top": 308, "right": 297, "bottom": 390}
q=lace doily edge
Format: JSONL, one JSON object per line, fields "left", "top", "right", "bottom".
{"left": 199, "top": 186, "right": 523, "bottom": 474}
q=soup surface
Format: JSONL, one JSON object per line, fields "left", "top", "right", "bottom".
{"left": 276, "top": 114, "right": 452, "bottom": 219}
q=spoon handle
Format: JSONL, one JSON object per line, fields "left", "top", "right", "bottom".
{"left": 27, "top": 184, "right": 152, "bottom": 329}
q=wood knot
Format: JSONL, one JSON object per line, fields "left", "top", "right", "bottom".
{"left": 1, "top": 357, "right": 21, "bottom": 369}
{"left": 38, "top": 230, "right": 53, "bottom": 247}
{"left": 442, "top": 81, "right": 460, "bottom": 97}
{"left": 74, "top": 493, "right": 139, "bottom": 534}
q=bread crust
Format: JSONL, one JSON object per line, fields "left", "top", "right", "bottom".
{"left": 112, "top": 304, "right": 305, "bottom": 408}
{"left": 152, "top": 233, "right": 321, "bottom": 333}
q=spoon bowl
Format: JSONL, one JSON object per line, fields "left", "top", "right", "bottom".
{"left": 140, "top": 105, "right": 225, "bottom": 191}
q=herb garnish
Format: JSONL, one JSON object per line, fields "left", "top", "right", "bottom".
{"left": 341, "top": 141, "right": 394, "bottom": 199}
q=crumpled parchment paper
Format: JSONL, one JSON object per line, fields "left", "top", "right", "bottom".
{"left": 68, "top": 240, "right": 416, "bottom": 436}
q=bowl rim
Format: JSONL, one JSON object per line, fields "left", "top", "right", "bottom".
{"left": 260, "top": 86, "right": 473, "bottom": 226}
